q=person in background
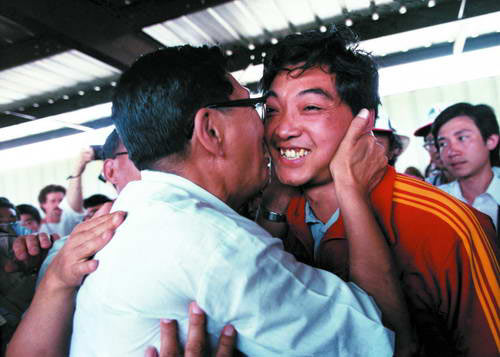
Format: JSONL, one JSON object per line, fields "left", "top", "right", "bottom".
{"left": 0, "top": 198, "right": 17, "bottom": 225}
{"left": 414, "top": 107, "right": 454, "bottom": 186}
{"left": 433, "top": 102, "right": 500, "bottom": 234}
{"left": 403, "top": 166, "right": 425, "bottom": 181}
{"left": 38, "top": 183, "right": 84, "bottom": 237}
{"left": 372, "top": 110, "right": 409, "bottom": 167}
{"left": 0, "top": 197, "right": 37, "bottom": 355}
{"left": 83, "top": 194, "right": 113, "bottom": 221}
{"left": 16, "top": 204, "right": 41, "bottom": 232}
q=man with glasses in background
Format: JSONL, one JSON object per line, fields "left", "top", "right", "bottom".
{"left": 414, "top": 107, "right": 454, "bottom": 186}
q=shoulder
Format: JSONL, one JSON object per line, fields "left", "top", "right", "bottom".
{"left": 393, "top": 173, "right": 495, "bottom": 242}
{"left": 392, "top": 173, "right": 498, "bottom": 262}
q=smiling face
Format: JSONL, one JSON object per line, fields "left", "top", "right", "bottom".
{"left": 437, "top": 115, "right": 495, "bottom": 180}
{"left": 264, "top": 66, "right": 354, "bottom": 188}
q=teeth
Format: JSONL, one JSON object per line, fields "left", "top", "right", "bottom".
{"left": 280, "top": 148, "right": 310, "bottom": 159}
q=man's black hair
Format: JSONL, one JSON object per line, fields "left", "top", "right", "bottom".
{"left": 83, "top": 194, "right": 113, "bottom": 209}
{"left": 15, "top": 204, "right": 42, "bottom": 224}
{"left": 103, "top": 129, "right": 121, "bottom": 159}
{"left": 260, "top": 25, "right": 380, "bottom": 118}
{"left": 112, "top": 45, "right": 233, "bottom": 170}
{"left": 432, "top": 102, "right": 499, "bottom": 167}
{"left": 0, "top": 197, "right": 15, "bottom": 210}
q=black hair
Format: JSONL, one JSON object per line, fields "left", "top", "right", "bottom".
{"left": 0, "top": 197, "right": 15, "bottom": 210}
{"left": 112, "top": 45, "right": 233, "bottom": 170}
{"left": 15, "top": 204, "right": 42, "bottom": 224}
{"left": 432, "top": 103, "right": 499, "bottom": 167}
{"left": 38, "top": 184, "right": 66, "bottom": 207}
{"left": 261, "top": 25, "right": 380, "bottom": 118}
{"left": 103, "top": 129, "right": 121, "bottom": 159}
{"left": 83, "top": 194, "right": 112, "bottom": 209}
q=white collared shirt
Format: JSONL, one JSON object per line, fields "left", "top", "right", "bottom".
{"left": 439, "top": 166, "right": 500, "bottom": 230}
{"left": 70, "top": 170, "right": 393, "bottom": 357}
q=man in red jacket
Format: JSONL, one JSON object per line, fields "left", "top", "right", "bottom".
{"left": 258, "top": 27, "right": 499, "bottom": 356}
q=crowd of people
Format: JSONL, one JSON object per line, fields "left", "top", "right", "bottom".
{"left": 1, "top": 26, "right": 499, "bottom": 357}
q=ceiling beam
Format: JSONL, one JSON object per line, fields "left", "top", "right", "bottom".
{"left": 0, "top": 0, "right": 233, "bottom": 71}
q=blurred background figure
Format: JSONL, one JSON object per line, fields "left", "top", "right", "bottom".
{"left": 15, "top": 204, "right": 41, "bottom": 232}
{"left": 83, "top": 194, "right": 112, "bottom": 221}
{"left": 0, "top": 198, "right": 17, "bottom": 225}
{"left": 0, "top": 198, "right": 36, "bottom": 355}
{"left": 414, "top": 106, "right": 455, "bottom": 186}
{"left": 373, "top": 110, "right": 409, "bottom": 167}
{"left": 432, "top": 102, "right": 500, "bottom": 233}
{"left": 404, "top": 166, "right": 425, "bottom": 180}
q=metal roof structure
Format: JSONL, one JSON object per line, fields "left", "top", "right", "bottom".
{"left": 1, "top": 0, "right": 499, "bottom": 149}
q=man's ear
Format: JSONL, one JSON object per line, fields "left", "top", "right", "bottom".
{"left": 192, "top": 108, "right": 224, "bottom": 156}
{"left": 486, "top": 134, "right": 499, "bottom": 151}
{"left": 102, "top": 159, "right": 116, "bottom": 185}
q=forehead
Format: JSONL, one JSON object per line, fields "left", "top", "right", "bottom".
{"left": 20, "top": 213, "right": 34, "bottom": 220}
{"left": 268, "top": 66, "right": 337, "bottom": 98}
{"left": 46, "top": 191, "right": 64, "bottom": 200}
{"left": 438, "top": 115, "right": 479, "bottom": 136}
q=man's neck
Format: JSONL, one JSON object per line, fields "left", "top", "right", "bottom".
{"left": 458, "top": 164, "right": 493, "bottom": 205}
{"left": 303, "top": 181, "right": 338, "bottom": 224}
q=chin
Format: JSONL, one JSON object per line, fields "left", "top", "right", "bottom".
{"left": 276, "top": 171, "right": 307, "bottom": 187}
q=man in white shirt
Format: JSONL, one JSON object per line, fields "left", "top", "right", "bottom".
{"left": 37, "top": 184, "right": 84, "bottom": 237}
{"left": 433, "top": 102, "right": 500, "bottom": 232}
{"left": 70, "top": 45, "right": 394, "bottom": 356}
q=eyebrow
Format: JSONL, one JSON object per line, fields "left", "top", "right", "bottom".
{"left": 265, "top": 88, "right": 334, "bottom": 100}
{"left": 438, "top": 128, "right": 473, "bottom": 140}
{"left": 298, "top": 88, "right": 334, "bottom": 100}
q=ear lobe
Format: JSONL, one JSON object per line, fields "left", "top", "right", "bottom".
{"left": 486, "top": 134, "right": 499, "bottom": 151}
{"left": 193, "top": 108, "right": 224, "bottom": 156}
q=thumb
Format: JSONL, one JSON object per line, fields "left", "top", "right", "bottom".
{"left": 345, "top": 109, "right": 371, "bottom": 142}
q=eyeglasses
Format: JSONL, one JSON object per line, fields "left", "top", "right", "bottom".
{"left": 423, "top": 141, "right": 437, "bottom": 153}
{"left": 98, "top": 151, "right": 129, "bottom": 182}
{"left": 205, "top": 96, "right": 267, "bottom": 110}
{"left": 110, "top": 151, "right": 128, "bottom": 159}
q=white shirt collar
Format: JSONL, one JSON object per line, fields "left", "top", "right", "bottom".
{"left": 486, "top": 167, "right": 500, "bottom": 205}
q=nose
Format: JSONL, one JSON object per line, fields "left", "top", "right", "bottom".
{"left": 271, "top": 110, "right": 301, "bottom": 142}
{"left": 445, "top": 139, "right": 462, "bottom": 155}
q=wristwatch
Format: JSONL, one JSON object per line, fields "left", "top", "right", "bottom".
{"left": 260, "top": 206, "right": 287, "bottom": 223}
